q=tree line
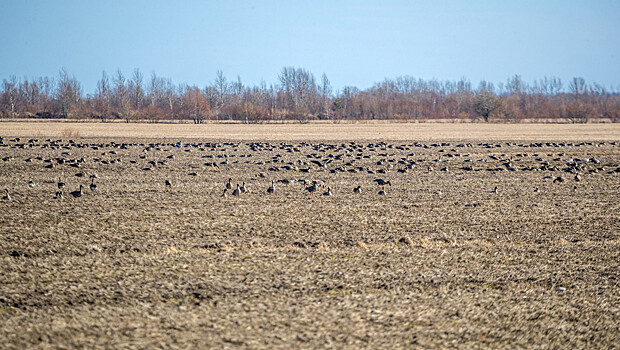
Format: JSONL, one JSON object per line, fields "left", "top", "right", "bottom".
{"left": 1, "top": 68, "right": 618, "bottom": 123}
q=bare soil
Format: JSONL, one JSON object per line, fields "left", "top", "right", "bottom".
{"left": 0, "top": 125, "right": 619, "bottom": 348}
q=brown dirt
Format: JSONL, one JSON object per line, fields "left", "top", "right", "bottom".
{"left": 0, "top": 127, "right": 619, "bottom": 348}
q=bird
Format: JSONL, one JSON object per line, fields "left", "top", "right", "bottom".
{"left": 70, "top": 185, "right": 83, "bottom": 198}
{"left": 323, "top": 187, "right": 332, "bottom": 196}
{"left": 28, "top": 180, "right": 36, "bottom": 188}
{"left": 240, "top": 182, "right": 247, "bottom": 193}
{"left": 54, "top": 191, "right": 64, "bottom": 199}
{"left": 226, "top": 178, "right": 232, "bottom": 190}
{"left": 2, "top": 189, "right": 10, "bottom": 200}
{"left": 374, "top": 179, "right": 391, "bottom": 186}
{"left": 575, "top": 174, "right": 582, "bottom": 182}
{"left": 90, "top": 178, "right": 97, "bottom": 191}
{"left": 220, "top": 189, "right": 227, "bottom": 198}
{"left": 534, "top": 187, "right": 540, "bottom": 193}
{"left": 491, "top": 186, "right": 499, "bottom": 194}
{"left": 553, "top": 176, "right": 565, "bottom": 183}
{"left": 165, "top": 179, "right": 172, "bottom": 187}
{"left": 232, "top": 184, "right": 241, "bottom": 196}
{"left": 305, "top": 182, "right": 318, "bottom": 195}
{"left": 353, "top": 185, "right": 362, "bottom": 193}
{"left": 378, "top": 187, "right": 387, "bottom": 195}
{"left": 267, "top": 180, "right": 275, "bottom": 194}
{"left": 57, "top": 177, "right": 65, "bottom": 189}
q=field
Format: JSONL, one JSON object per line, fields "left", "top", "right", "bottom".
{"left": 0, "top": 123, "right": 619, "bottom": 348}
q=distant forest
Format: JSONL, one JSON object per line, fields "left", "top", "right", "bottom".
{"left": 1, "top": 67, "right": 618, "bottom": 123}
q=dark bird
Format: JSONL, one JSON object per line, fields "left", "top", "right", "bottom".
{"left": 226, "top": 178, "right": 232, "bottom": 190}
{"left": 553, "top": 176, "right": 565, "bottom": 183}
{"left": 232, "top": 184, "right": 241, "bottom": 196}
{"left": 220, "top": 189, "right": 227, "bottom": 198}
{"left": 323, "top": 187, "right": 332, "bottom": 196}
{"left": 267, "top": 180, "right": 275, "bottom": 194}
{"left": 374, "top": 179, "right": 392, "bottom": 186}
{"left": 305, "top": 182, "right": 318, "bottom": 195}
{"left": 2, "top": 189, "right": 10, "bottom": 200}
{"left": 165, "top": 179, "right": 172, "bottom": 187}
{"left": 353, "top": 185, "right": 362, "bottom": 193}
{"left": 57, "top": 177, "right": 65, "bottom": 189}
{"left": 70, "top": 185, "right": 83, "bottom": 198}
{"left": 240, "top": 182, "right": 247, "bottom": 193}
{"left": 90, "top": 178, "right": 98, "bottom": 191}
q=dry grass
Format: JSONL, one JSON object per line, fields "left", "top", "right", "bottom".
{"left": 0, "top": 121, "right": 619, "bottom": 141}
{"left": 0, "top": 126, "right": 619, "bottom": 348}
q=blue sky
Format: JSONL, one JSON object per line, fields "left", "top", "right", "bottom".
{"left": 0, "top": 0, "right": 618, "bottom": 93}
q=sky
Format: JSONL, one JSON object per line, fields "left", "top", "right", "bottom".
{"left": 0, "top": 0, "right": 618, "bottom": 94}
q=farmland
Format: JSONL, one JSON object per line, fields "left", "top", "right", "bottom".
{"left": 0, "top": 123, "right": 619, "bottom": 348}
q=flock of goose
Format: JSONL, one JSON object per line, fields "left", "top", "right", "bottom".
{"left": 0, "top": 137, "right": 618, "bottom": 201}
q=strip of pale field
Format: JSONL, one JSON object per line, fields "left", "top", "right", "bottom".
{"left": 0, "top": 121, "right": 618, "bottom": 141}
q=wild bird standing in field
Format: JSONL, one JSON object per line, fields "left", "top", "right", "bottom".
{"left": 305, "top": 181, "right": 318, "bottom": 195}
{"left": 2, "top": 189, "right": 10, "bottom": 200}
{"left": 240, "top": 182, "right": 247, "bottom": 193}
{"left": 220, "top": 189, "right": 227, "bottom": 198}
{"left": 70, "top": 185, "right": 83, "bottom": 198}
{"left": 323, "top": 187, "right": 332, "bottom": 196}
{"left": 28, "top": 180, "right": 36, "bottom": 188}
{"left": 378, "top": 186, "right": 387, "bottom": 195}
{"left": 267, "top": 180, "right": 275, "bottom": 194}
{"left": 57, "top": 177, "right": 65, "bottom": 189}
{"left": 232, "top": 184, "right": 241, "bottom": 196}
{"left": 165, "top": 179, "right": 172, "bottom": 187}
{"left": 491, "top": 186, "right": 499, "bottom": 194}
{"left": 54, "top": 191, "right": 63, "bottom": 199}
{"left": 353, "top": 185, "right": 362, "bottom": 193}
{"left": 226, "top": 178, "right": 232, "bottom": 190}
{"left": 90, "top": 178, "right": 98, "bottom": 191}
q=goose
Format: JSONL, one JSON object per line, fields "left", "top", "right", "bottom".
{"left": 220, "top": 189, "right": 227, "bottom": 198}
{"left": 57, "top": 177, "right": 65, "bottom": 189}
{"left": 28, "top": 180, "right": 36, "bottom": 188}
{"left": 1, "top": 189, "right": 10, "bottom": 200}
{"left": 353, "top": 185, "right": 362, "bottom": 193}
{"left": 374, "top": 179, "right": 391, "bottom": 186}
{"left": 534, "top": 187, "right": 540, "bottom": 193}
{"left": 240, "top": 182, "right": 247, "bottom": 193}
{"left": 323, "top": 187, "right": 332, "bottom": 196}
{"left": 165, "top": 179, "right": 172, "bottom": 187}
{"left": 70, "top": 185, "right": 83, "bottom": 198}
{"left": 232, "top": 184, "right": 241, "bottom": 196}
{"left": 54, "top": 191, "right": 64, "bottom": 199}
{"left": 574, "top": 174, "right": 582, "bottom": 182}
{"left": 378, "top": 187, "right": 387, "bottom": 195}
{"left": 267, "top": 180, "right": 275, "bottom": 194}
{"left": 491, "top": 186, "right": 499, "bottom": 194}
{"left": 553, "top": 176, "right": 565, "bottom": 183}
{"left": 305, "top": 182, "right": 318, "bottom": 195}
{"left": 90, "top": 178, "right": 98, "bottom": 191}
{"left": 226, "top": 178, "right": 232, "bottom": 190}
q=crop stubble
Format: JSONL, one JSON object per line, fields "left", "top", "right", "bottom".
{"left": 0, "top": 123, "right": 619, "bottom": 349}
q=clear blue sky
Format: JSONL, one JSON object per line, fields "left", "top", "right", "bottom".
{"left": 1, "top": 0, "right": 618, "bottom": 93}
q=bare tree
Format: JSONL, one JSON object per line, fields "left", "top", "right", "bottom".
{"left": 56, "top": 69, "right": 81, "bottom": 118}
{"left": 96, "top": 71, "right": 111, "bottom": 122}
{"left": 473, "top": 91, "right": 503, "bottom": 122}
{"left": 113, "top": 69, "right": 131, "bottom": 122}
{"left": 1, "top": 75, "right": 18, "bottom": 117}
